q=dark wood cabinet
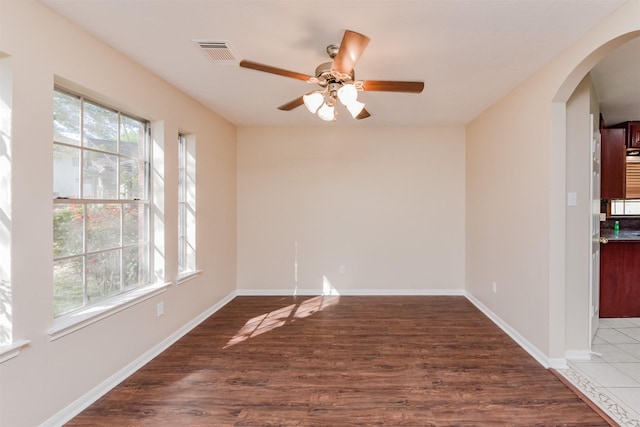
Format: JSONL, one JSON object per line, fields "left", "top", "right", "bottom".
{"left": 601, "top": 128, "right": 626, "bottom": 199}
{"left": 600, "top": 242, "right": 640, "bottom": 317}
{"left": 630, "top": 122, "right": 640, "bottom": 148}
{"left": 610, "top": 121, "right": 640, "bottom": 148}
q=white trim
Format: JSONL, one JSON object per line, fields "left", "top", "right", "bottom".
{"left": 42, "top": 290, "right": 238, "bottom": 427}
{"left": 548, "top": 358, "right": 569, "bottom": 370}
{"left": 47, "top": 282, "right": 171, "bottom": 341}
{"left": 176, "top": 269, "right": 202, "bottom": 285}
{"left": 0, "top": 339, "right": 30, "bottom": 364}
{"left": 236, "top": 288, "right": 319, "bottom": 296}
{"left": 565, "top": 350, "right": 592, "bottom": 361}
{"left": 465, "top": 292, "right": 554, "bottom": 369}
{"left": 236, "top": 288, "right": 466, "bottom": 297}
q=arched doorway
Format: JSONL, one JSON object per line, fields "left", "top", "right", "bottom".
{"left": 551, "top": 30, "right": 640, "bottom": 361}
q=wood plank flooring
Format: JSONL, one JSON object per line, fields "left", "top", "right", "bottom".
{"left": 66, "top": 296, "right": 611, "bottom": 426}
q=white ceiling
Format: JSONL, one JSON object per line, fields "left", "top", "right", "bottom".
{"left": 40, "top": 0, "right": 636, "bottom": 127}
{"left": 591, "top": 36, "right": 640, "bottom": 126}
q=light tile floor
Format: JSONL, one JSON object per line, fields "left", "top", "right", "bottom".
{"left": 561, "top": 318, "right": 640, "bottom": 427}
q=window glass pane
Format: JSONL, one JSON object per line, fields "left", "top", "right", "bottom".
{"left": 120, "top": 115, "right": 146, "bottom": 159}
{"left": 86, "top": 204, "right": 121, "bottom": 252}
{"left": 123, "top": 245, "right": 148, "bottom": 288}
{"left": 53, "top": 91, "right": 80, "bottom": 146}
{"left": 120, "top": 159, "right": 146, "bottom": 199}
{"left": 53, "top": 145, "right": 80, "bottom": 198}
{"left": 187, "top": 175, "right": 196, "bottom": 207}
{"left": 123, "top": 204, "right": 147, "bottom": 245}
{"left": 54, "top": 257, "right": 84, "bottom": 316}
{"left": 86, "top": 250, "right": 121, "bottom": 302}
{"left": 53, "top": 204, "right": 83, "bottom": 257}
{"left": 186, "top": 241, "right": 196, "bottom": 272}
{"left": 83, "top": 102, "right": 118, "bottom": 153}
{"left": 83, "top": 151, "right": 118, "bottom": 199}
{"left": 611, "top": 200, "right": 623, "bottom": 215}
{"left": 611, "top": 200, "right": 640, "bottom": 216}
{"left": 625, "top": 201, "right": 640, "bottom": 215}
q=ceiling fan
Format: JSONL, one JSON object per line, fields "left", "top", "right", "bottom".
{"left": 239, "top": 30, "right": 424, "bottom": 121}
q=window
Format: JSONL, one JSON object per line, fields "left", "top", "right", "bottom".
{"left": 611, "top": 199, "right": 640, "bottom": 216}
{"left": 178, "top": 133, "right": 196, "bottom": 277}
{"left": 53, "top": 88, "right": 151, "bottom": 317}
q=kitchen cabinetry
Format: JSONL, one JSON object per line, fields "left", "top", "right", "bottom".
{"left": 610, "top": 121, "right": 640, "bottom": 148}
{"left": 600, "top": 241, "right": 640, "bottom": 317}
{"left": 632, "top": 122, "right": 640, "bottom": 148}
{"left": 601, "top": 128, "right": 626, "bottom": 199}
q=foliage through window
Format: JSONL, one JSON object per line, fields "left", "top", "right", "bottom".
{"left": 178, "top": 133, "right": 196, "bottom": 277}
{"left": 53, "top": 88, "right": 151, "bottom": 317}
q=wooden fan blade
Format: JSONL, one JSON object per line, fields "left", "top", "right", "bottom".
{"left": 332, "top": 30, "right": 371, "bottom": 75}
{"left": 239, "top": 60, "right": 312, "bottom": 82}
{"left": 278, "top": 96, "right": 305, "bottom": 111}
{"left": 362, "top": 80, "right": 424, "bottom": 93}
{"left": 355, "top": 108, "right": 371, "bottom": 120}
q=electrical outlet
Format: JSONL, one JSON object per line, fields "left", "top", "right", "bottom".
{"left": 157, "top": 301, "right": 164, "bottom": 317}
{"left": 492, "top": 282, "right": 497, "bottom": 294}
{"left": 339, "top": 264, "right": 346, "bottom": 274}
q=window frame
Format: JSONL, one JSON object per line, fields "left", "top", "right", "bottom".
{"left": 610, "top": 199, "right": 640, "bottom": 216}
{"left": 52, "top": 87, "right": 153, "bottom": 318}
{"left": 177, "top": 133, "right": 198, "bottom": 282}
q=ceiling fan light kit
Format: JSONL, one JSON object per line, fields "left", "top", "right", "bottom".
{"left": 345, "top": 99, "right": 366, "bottom": 119}
{"left": 239, "top": 30, "right": 424, "bottom": 122}
{"left": 304, "top": 82, "right": 365, "bottom": 121}
{"left": 303, "top": 92, "right": 324, "bottom": 114}
{"left": 317, "top": 102, "right": 336, "bottom": 122}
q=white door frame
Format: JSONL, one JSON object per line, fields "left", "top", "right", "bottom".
{"left": 589, "top": 113, "right": 601, "bottom": 347}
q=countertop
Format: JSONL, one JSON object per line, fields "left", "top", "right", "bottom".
{"left": 601, "top": 229, "right": 640, "bottom": 242}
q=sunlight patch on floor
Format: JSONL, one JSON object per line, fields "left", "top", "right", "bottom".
{"left": 224, "top": 295, "right": 340, "bottom": 348}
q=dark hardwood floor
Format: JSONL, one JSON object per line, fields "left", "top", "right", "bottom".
{"left": 67, "top": 296, "right": 611, "bottom": 426}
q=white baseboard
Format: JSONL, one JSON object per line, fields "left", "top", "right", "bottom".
{"left": 42, "top": 290, "right": 238, "bottom": 427}
{"left": 565, "top": 350, "right": 592, "bottom": 361}
{"left": 236, "top": 288, "right": 320, "bottom": 296}
{"left": 548, "top": 358, "right": 569, "bottom": 369}
{"left": 236, "top": 288, "right": 465, "bottom": 296}
{"left": 465, "top": 292, "right": 557, "bottom": 369}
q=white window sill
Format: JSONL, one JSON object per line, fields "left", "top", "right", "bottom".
{"left": 176, "top": 269, "right": 202, "bottom": 285}
{"left": 0, "top": 339, "right": 30, "bottom": 364}
{"left": 47, "top": 282, "right": 171, "bottom": 341}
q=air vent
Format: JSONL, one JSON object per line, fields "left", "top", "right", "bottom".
{"left": 195, "top": 41, "right": 239, "bottom": 64}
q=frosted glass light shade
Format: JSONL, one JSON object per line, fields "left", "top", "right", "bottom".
{"left": 345, "top": 100, "right": 365, "bottom": 118}
{"left": 337, "top": 84, "right": 358, "bottom": 105}
{"left": 303, "top": 92, "right": 324, "bottom": 113}
{"left": 317, "top": 103, "right": 335, "bottom": 121}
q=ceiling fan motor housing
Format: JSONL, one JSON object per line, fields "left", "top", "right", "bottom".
{"left": 315, "top": 61, "right": 354, "bottom": 87}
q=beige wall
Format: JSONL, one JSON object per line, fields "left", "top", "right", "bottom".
{"left": 466, "top": 0, "right": 640, "bottom": 361}
{"left": 466, "top": 77, "right": 552, "bottom": 354}
{"left": 0, "top": 2, "right": 236, "bottom": 426}
{"left": 237, "top": 126, "right": 465, "bottom": 294}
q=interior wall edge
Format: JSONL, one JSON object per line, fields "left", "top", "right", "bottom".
{"left": 466, "top": 291, "right": 553, "bottom": 369}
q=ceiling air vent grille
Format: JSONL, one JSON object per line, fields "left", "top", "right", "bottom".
{"left": 195, "top": 41, "right": 239, "bottom": 64}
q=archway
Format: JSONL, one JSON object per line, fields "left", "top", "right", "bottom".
{"left": 550, "top": 30, "right": 640, "bottom": 363}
